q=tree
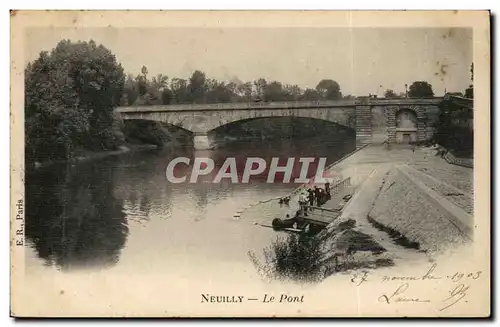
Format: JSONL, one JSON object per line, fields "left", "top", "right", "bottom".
{"left": 161, "top": 89, "right": 173, "bottom": 105}
{"left": 131, "top": 67, "right": 164, "bottom": 105}
{"left": 253, "top": 78, "right": 268, "bottom": 100}
{"left": 315, "top": 79, "right": 342, "bottom": 100}
{"left": 283, "top": 84, "right": 303, "bottom": 101}
{"left": 170, "top": 78, "right": 189, "bottom": 104}
{"left": 301, "top": 88, "right": 322, "bottom": 101}
{"left": 407, "top": 81, "right": 434, "bottom": 98}
{"left": 236, "top": 81, "right": 253, "bottom": 102}
{"left": 150, "top": 74, "right": 169, "bottom": 93}
{"left": 264, "top": 81, "right": 286, "bottom": 101}
{"left": 188, "top": 70, "right": 207, "bottom": 103}
{"left": 149, "top": 73, "right": 171, "bottom": 104}
{"left": 205, "top": 79, "right": 234, "bottom": 103}
{"left": 136, "top": 66, "right": 149, "bottom": 96}
{"left": 25, "top": 39, "right": 125, "bottom": 162}
{"left": 464, "top": 87, "right": 473, "bottom": 99}
{"left": 123, "top": 74, "right": 139, "bottom": 106}
{"left": 384, "top": 89, "right": 399, "bottom": 98}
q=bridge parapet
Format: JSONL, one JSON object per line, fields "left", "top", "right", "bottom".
{"left": 116, "top": 97, "right": 444, "bottom": 113}
{"left": 360, "top": 97, "right": 444, "bottom": 106}
{"left": 116, "top": 100, "right": 356, "bottom": 113}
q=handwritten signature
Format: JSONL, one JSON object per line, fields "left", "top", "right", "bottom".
{"left": 439, "top": 284, "right": 470, "bottom": 311}
{"left": 350, "top": 263, "right": 481, "bottom": 311}
{"left": 378, "top": 283, "right": 431, "bottom": 304}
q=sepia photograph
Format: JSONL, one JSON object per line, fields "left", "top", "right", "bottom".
{"left": 10, "top": 10, "right": 490, "bottom": 317}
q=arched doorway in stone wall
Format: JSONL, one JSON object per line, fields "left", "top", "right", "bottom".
{"left": 395, "top": 109, "right": 418, "bottom": 143}
{"left": 386, "top": 106, "right": 426, "bottom": 144}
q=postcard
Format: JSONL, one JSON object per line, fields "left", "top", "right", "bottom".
{"left": 10, "top": 10, "right": 490, "bottom": 317}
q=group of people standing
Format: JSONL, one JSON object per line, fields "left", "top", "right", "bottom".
{"left": 272, "top": 181, "right": 333, "bottom": 231}
{"left": 298, "top": 182, "right": 331, "bottom": 211}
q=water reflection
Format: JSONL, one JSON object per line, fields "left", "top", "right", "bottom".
{"left": 25, "top": 135, "right": 356, "bottom": 273}
{"left": 25, "top": 163, "right": 128, "bottom": 271}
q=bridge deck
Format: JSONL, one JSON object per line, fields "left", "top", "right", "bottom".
{"left": 116, "top": 98, "right": 445, "bottom": 113}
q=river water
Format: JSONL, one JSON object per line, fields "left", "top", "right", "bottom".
{"left": 25, "top": 137, "right": 355, "bottom": 278}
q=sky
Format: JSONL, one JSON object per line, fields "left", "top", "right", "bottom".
{"left": 24, "top": 27, "right": 473, "bottom": 96}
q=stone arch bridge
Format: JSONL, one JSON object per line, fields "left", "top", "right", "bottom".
{"left": 116, "top": 98, "right": 446, "bottom": 149}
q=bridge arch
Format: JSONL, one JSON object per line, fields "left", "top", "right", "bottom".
{"left": 118, "top": 107, "right": 356, "bottom": 134}
{"left": 118, "top": 107, "right": 356, "bottom": 149}
{"left": 116, "top": 99, "right": 443, "bottom": 149}
{"left": 206, "top": 114, "right": 356, "bottom": 135}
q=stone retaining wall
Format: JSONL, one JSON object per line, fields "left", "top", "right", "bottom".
{"left": 368, "top": 167, "right": 471, "bottom": 253}
{"left": 444, "top": 151, "right": 474, "bottom": 168}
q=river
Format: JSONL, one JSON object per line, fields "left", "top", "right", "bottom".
{"left": 24, "top": 136, "right": 356, "bottom": 279}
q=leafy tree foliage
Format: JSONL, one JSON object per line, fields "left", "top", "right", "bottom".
{"left": 301, "top": 88, "right": 322, "bottom": 101}
{"left": 434, "top": 99, "right": 473, "bottom": 157}
{"left": 264, "top": 81, "right": 285, "bottom": 101}
{"left": 253, "top": 78, "right": 268, "bottom": 101}
{"left": 170, "top": 78, "right": 189, "bottom": 104}
{"left": 121, "top": 74, "right": 139, "bottom": 106}
{"left": 384, "top": 89, "right": 399, "bottom": 98}
{"left": 121, "top": 69, "right": 347, "bottom": 105}
{"left": 407, "top": 81, "right": 434, "bottom": 98}
{"left": 434, "top": 66, "right": 474, "bottom": 157}
{"left": 25, "top": 39, "right": 125, "bottom": 163}
{"left": 315, "top": 79, "right": 342, "bottom": 100}
{"left": 188, "top": 70, "right": 207, "bottom": 103}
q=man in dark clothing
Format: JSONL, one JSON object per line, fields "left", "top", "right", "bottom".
{"left": 316, "top": 188, "right": 324, "bottom": 207}
{"left": 307, "top": 188, "right": 315, "bottom": 207}
{"left": 313, "top": 187, "right": 321, "bottom": 206}
{"left": 325, "top": 181, "right": 331, "bottom": 199}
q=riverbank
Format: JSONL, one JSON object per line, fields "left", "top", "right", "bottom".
{"left": 318, "top": 144, "right": 473, "bottom": 271}
{"left": 29, "top": 143, "right": 159, "bottom": 172}
{"left": 255, "top": 143, "right": 475, "bottom": 282}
